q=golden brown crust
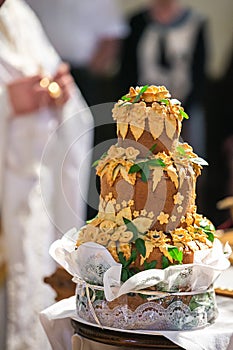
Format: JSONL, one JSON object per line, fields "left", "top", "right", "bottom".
{"left": 99, "top": 165, "right": 195, "bottom": 232}
{"left": 118, "top": 119, "right": 178, "bottom": 156}
{"left": 76, "top": 85, "right": 213, "bottom": 274}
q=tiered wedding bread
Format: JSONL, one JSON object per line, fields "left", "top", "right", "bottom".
{"left": 76, "top": 85, "right": 214, "bottom": 271}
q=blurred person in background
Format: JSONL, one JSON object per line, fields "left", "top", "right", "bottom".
{"left": 0, "top": 0, "right": 93, "bottom": 349}
{"left": 26, "top": 0, "right": 129, "bottom": 106}
{"left": 25, "top": 0, "right": 129, "bottom": 220}
{"left": 119, "top": 0, "right": 208, "bottom": 158}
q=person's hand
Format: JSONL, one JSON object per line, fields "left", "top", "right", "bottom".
{"left": 7, "top": 75, "right": 51, "bottom": 116}
{"left": 50, "top": 62, "right": 75, "bottom": 107}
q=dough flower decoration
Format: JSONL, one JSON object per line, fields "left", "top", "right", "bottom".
{"left": 119, "top": 243, "right": 131, "bottom": 260}
{"left": 174, "top": 142, "right": 208, "bottom": 176}
{"left": 76, "top": 225, "right": 99, "bottom": 246}
{"left": 127, "top": 199, "right": 134, "bottom": 207}
{"left": 173, "top": 192, "right": 184, "bottom": 205}
{"left": 133, "top": 210, "right": 139, "bottom": 218}
{"left": 177, "top": 205, "right": 183, "bottom": 213}
{"left": 157, "top": 211, "right": 169, "bottom": 225}
{"left": 140, "top": 209, "right": 147, "bottom": 216}
{"left": 108, "top": 145, "right": 125, "bottom": 159}
{"left": 185, "top": 213, "right": 194, "bottom": 226}
{"left": 110, "top": 225, "right": 127, "bottom": 241}
{"left": 96, "top": 158, "right": 136, "bottom": 186}
{"left": 171, "top": 228, "right": 193, "bottom": 245}
{"left": 171, "top": 215, "right": 177, "bottom": 222}
{"left": 125, "top": 147, "right": 140, "bottom": 160}
{"left": 95, "top": 146, "right": 142, "bottom": 186}
{"left": 146, "top": 230, "right": 170, "bottom": 247}
{"left": 99, "top": 220, "right": 116, "bottom": 234}
{"left": 122, "top": 85, "right": 170, "bottom": 103}
{"left": 96, "top": 232, "right": 110, "bottom": 246}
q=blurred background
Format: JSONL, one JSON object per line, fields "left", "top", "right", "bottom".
{"left": 122, "top": 0, "right": 233, "bottom": 78}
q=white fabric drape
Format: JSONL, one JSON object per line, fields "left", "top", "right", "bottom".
{"left": 0, "top": 0, "right": 94, "bottom": 349}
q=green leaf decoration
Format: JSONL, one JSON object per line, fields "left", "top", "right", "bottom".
{"left": 95, "top": 290, "right": 105, "bottom": 301}
{"left": 147, "top": 159, "right": 166, "bottom": 167}
{"left": 118, "top": 251, "right": 127, "bottom": 266}
{"left": 140, "top": 163, "right": 150, "bottom": 182}
{"left": 118, "top": 248, "right": 139, "bottom": 282}
{"left": 119, "top": 85, "right": 149, "bottom": 107}
{"left": 176, "top": 146, "right": 208, "bottom": 166}
{"left": 176, "top": 145, "right": 186, "bottom": 157}
{"left": 149, "top": 143, "right": 157, "bottom": 153}
{"left": 162, "top": 256, "right": 170, "bottom": 269}
{"left": 199, "top": 219, "right": 215, "bottom": 230}
{"left": 206, "top": 231, "right": 215, "bottom": 242}
{"left": 118, "top": 248, "right": 137, "bottom": 268}
{"left": 133, "top": 85, "right": 149, "bottom": 103}
{"left": 91, "top": 151, "right": 107, "bottom": 167}
{"left": 121, "top": 95, "right": 131, "bottom": 101}
{"left": 128, "top": 164, "right": 141, "bottom": 174}
{"left": 128, "top": 158, "right": 165, "bottom": 182}
{"left": 86, "top": 216, "right": 97, "bottom": 224}
{"left": 199, "top": 220, "right": 215, "bottom": 242}
{"left": 140, "top": 171, "right": 147, "bottom": 183}
{"left": 123, "top": 217, "right": 139, "bottom": 240}
{"left": 124, "top": 249, "right": 138, "bottom": 268}
{"left": 92, "top": 159, "right": 100, "bottom": 167}
{"left": 168, "top": 246, "right": 183, "bottom": 263}
{"left": 179, "top": 109, "right": 189, "bottom": 119}
{"left": 135, "top": 238, "right": 146, "bottom": 257}
{"left": 119, "top": 95, "right": 132, "bottom": 107}
{"left": 121, "top": 268, "right": 129, "bottom": 282}
{"left": 131, "top": 249, "right": 138, "bottom": 262}
{"left": 144, "top": 260, "right": 157, "bottom": 270}
{"left": 159, "top": 99, "right": 169, "bottom": 106}
{"left": 145, "top": 143, "right": 157, "bottom": 158}
{"left": 128, "top": 269, "right": 136, "bottom": 278}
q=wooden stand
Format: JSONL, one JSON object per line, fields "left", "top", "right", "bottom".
{"left": 71, "top": 319, "right": 184, "bottom": 349}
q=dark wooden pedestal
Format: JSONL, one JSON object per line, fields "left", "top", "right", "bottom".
{"left": 71, "top": 319, "right": 184, "bottom": 349}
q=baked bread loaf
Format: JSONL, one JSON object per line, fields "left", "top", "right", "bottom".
{"left": 76, "top": 85, "right": 214, "bottom": 273}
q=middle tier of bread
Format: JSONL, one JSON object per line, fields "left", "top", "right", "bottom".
{"left": 99, "top": 162, "right": 196, "bottom": 232}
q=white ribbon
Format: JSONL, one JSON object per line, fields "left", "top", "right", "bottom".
{"left": 49, "top": 229, "right": 231, "bottom": 303}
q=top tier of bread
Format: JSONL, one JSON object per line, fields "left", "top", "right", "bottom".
{"left": 113, "top": 85, "right": 185, "bottom": 156}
